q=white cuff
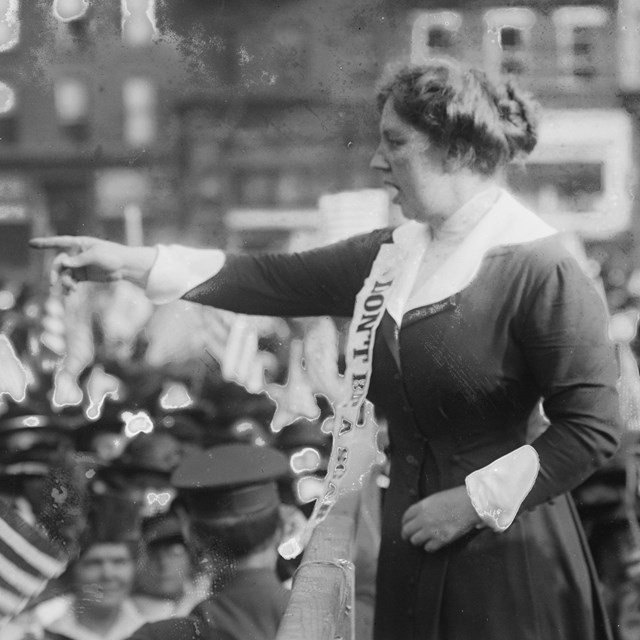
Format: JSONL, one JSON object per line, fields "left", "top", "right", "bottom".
{"left": 145, "top": 244, "right": 226, "bottom": 305}
{"left": 465, "top": 444, "right": 539, "bottom": 532}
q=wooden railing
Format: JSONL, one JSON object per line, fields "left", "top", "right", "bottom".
{"left": 276, "top": 491, "right": 361, "bottom": 640}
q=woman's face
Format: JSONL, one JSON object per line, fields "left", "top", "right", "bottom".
{"left": 370, "top": 98, "right": 453, "bottom": 224}
{"left": 72, "top": 542, "right": 135, "bottom": 611}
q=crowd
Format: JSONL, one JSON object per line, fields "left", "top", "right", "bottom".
{"left": 0, "top": 385, "right": 381, "bottom": 640}
{"left": 2, "top": 385, "right": 640, "bottom": 640}
{"left": 0, "top": 236, "right": 384, "bottom": 640}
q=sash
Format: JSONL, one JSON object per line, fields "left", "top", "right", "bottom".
{"left": 279, "top": 243, "right": 404, "bottom": 559}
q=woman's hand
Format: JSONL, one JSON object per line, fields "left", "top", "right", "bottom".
{"left": 29, "top": 235, "right": 157, "bottom": 294}
{"left": 401, "top": 485, "right": 482, "bottom": 552}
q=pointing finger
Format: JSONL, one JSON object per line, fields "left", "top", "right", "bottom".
{"left": 29, "top": 236, "right": 89, "bottom": 251}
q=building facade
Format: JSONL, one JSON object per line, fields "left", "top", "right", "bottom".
{"left": 0, "top": 0, "right": 185, "bottom": 288}
{"left": 0, "top": 1, "right": 639, "bottom": 308}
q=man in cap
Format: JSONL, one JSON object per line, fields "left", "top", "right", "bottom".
{"left": 126, "top": 443, "right": 292, "bottom": 640}
{"left": 132, "top": 510, "right": 209, "bottom": 621}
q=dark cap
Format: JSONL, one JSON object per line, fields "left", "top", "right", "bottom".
{"left": 142, "top": 512, "right": 184, "bottom": 547}
{"left": 115, "top": 431, "right": 182, "bottom": 477}
{"left": 171, "top": 444, "right": 288, "bottom": 520}
{"left": 72, "top": 414, "right": 124, "bottom": 455}
{"left": 80, "top": 492, "right": 142, "bottom": 551}
{"left": 0, "top": 413, "right": 74, "bottom": 474}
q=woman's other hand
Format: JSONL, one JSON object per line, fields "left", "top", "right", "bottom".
{"left": 401, "top": 485, "right": 482, "bottom": 552}
{"left": 29, "top": 235, "right": 157, "bottom": 294}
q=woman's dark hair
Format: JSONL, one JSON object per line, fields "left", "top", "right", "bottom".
{"left": 376, "top": 60, "right": 539, "bottom": 176}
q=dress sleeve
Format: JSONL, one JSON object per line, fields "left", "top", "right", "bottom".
{"left": 518, "top": 256, "right": 622, "bottom": 511}
{"left": 180, "top": 229, "right": 392, "bottom": 318}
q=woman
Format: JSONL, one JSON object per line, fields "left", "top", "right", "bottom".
{"left": 3, "top": 494, "right": 146, "bottom": 640}
{"left": 31, "top": 60, "right": 621, "bottom": 640}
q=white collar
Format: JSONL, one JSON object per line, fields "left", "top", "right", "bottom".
{"left": 46, "top": 598, "right": 145, "bottom": 640}
{"left": 385, "top": 189, "right": 557, "bottom": 324}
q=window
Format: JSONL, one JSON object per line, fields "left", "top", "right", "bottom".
{"left": 236, "top": 170, "right": 277, "bottom": 207}
{"left": 505, "top": 109, "right": 633, "bottom": 240}
{"left": 121, "top": 0, "right": 157, "bottom": 47}
{"left": 0, "top": 0, "right": 19, "bottom": 52}
{"left": 270, "top": 23, "right": 308, "bottom": 86}
{"left": 54, "top": 77, "right": 90, "bottom": 141}
{"left": 483, "top": 8, "right": 536, "bottom": 77}
{"left": 553, "top": 6, "right": 608, "bottom": 81}
{"left": 123, "top": 77, "right": 156, "bottom": 148}
{"left": 411, "top": 11, "right": 461, "bottom": 63}
{"left": 0, "top": 80, "right": 17, "bottom": 143}
{"left": 507, "top": 162, "right": 603, "bottom": 214}
{"left": 52, "top": 0, "right": 88, "bottom": 22}
{"left": 0, "top": 80, "right": 15, "bottom": 114}
{"left": 53, "top": 0, "right": 93, "bottom": 50}
{"left": 618, "top": 0, "right": 640, "bottom": 91}
{"left": 237, "top": 22, "right": 309, "bottom": 90}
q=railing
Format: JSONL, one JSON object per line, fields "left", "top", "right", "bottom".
{"left": 276, "top": 491, "right": 360, "bottom": 640}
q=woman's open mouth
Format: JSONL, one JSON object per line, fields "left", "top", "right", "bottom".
{"left": 384, "top": 182, "right": 400, "bottom": 204}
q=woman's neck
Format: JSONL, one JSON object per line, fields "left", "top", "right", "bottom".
{"left": 429, "top": 184, "right": 500, "bottom": 243}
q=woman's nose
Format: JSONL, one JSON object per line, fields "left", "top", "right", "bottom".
{"left": 370, "top": 144, "right": 388, "bottom": 171}
{"left": 101, "top": 561, "right": 115, "bottom": 578}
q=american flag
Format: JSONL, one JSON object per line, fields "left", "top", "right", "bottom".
{"left": 0, "top": 496, "right": 68, "bottom": 625}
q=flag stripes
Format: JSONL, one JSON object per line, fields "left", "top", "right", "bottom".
{"left": 0, "top": 497, "right": 68, "bottom": 622}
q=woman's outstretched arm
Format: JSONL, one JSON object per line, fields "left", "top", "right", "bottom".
{"left": 30, "top": 229, "right": 393, "bottom": 318}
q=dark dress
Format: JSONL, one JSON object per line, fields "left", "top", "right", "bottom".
{"left": 181, "top": 228, "right": 621, "bottom": 640}
{"left": 127, "top": 568, "right": 289, "bottom": 640}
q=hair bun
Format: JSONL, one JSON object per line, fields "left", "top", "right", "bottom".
{"left": 496, "top": 81, "right": 538, "bottom": 159}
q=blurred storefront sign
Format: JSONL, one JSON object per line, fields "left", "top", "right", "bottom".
{"left": 506, "top": 109, "right": 633, "bottom": 240}
{"left": 0, "top": 203, "right": 26, "bottom": 221}
{"left": 319, "top": 189, "right": 390, "bottom": 245}
{"left": 225, "top": 208, "right": 318, "bottom": 253}
{"left": 225, "top": 190, "right": 392, "bottom": 253}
